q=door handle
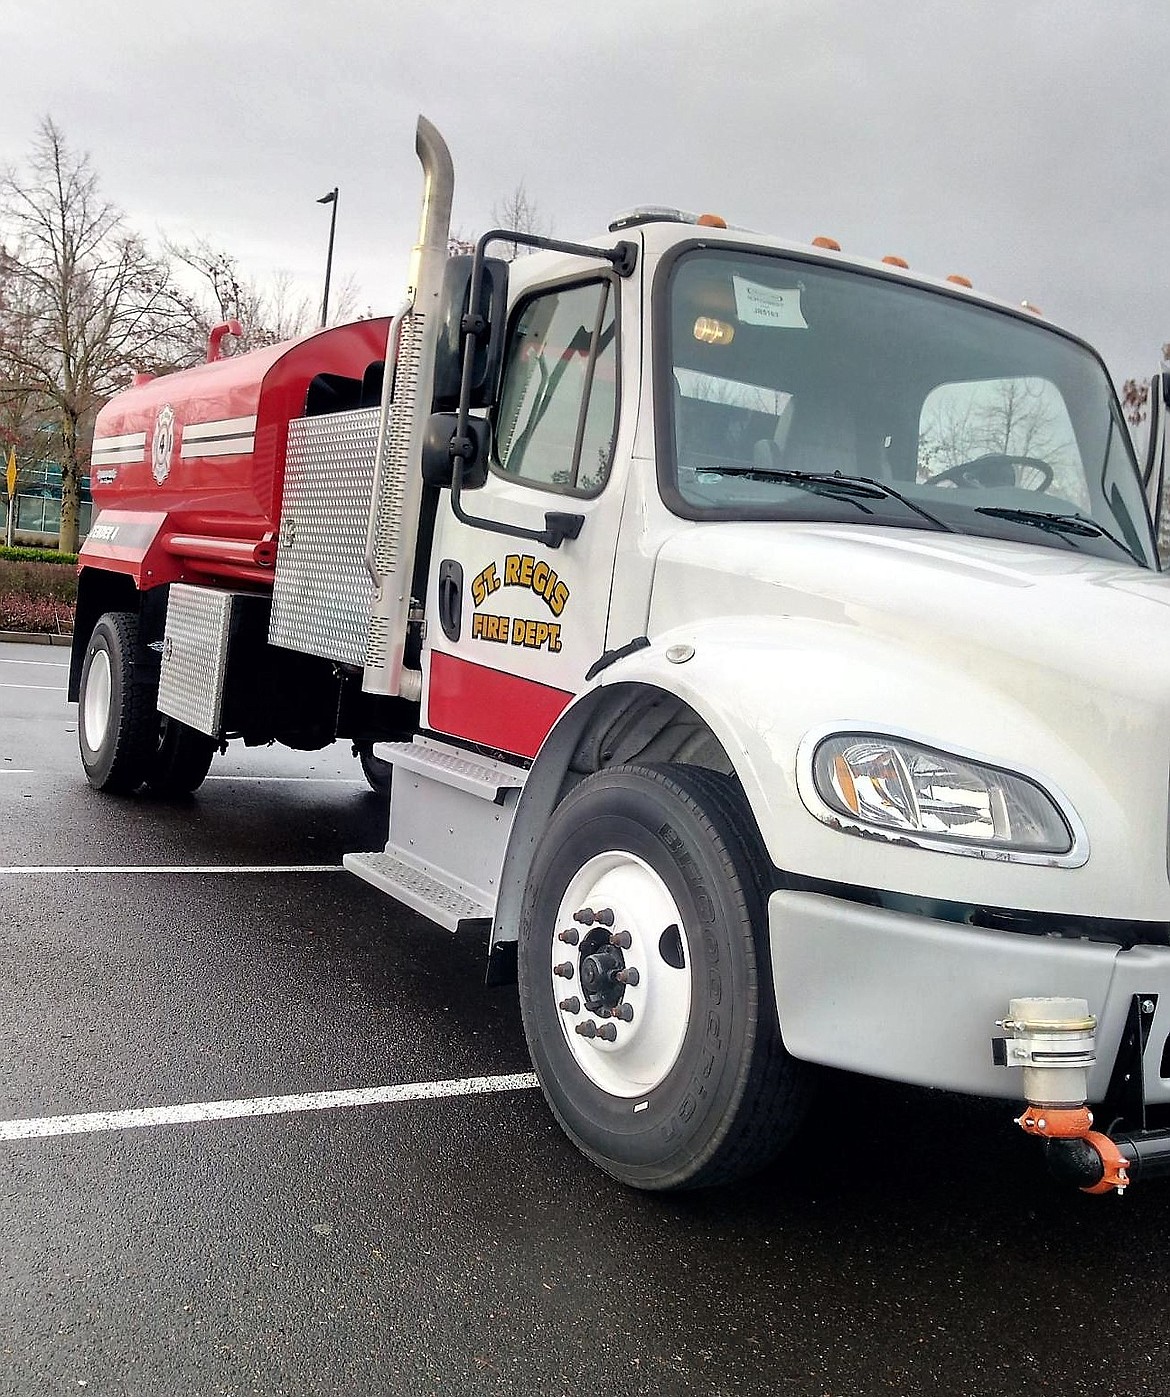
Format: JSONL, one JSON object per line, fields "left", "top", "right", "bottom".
{"left": 438, "top": 559, "right": 463, "bottom": 642}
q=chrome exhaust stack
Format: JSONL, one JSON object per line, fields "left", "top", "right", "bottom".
{"left": 362, "top": 116, "right": 455, "bottom": 699}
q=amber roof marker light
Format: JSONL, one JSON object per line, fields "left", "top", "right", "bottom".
{"left": 696, "top": 213, "right": 728, "bottom": 229}
{"left": 811, "top": 235, "right": 841, "bottom": 250}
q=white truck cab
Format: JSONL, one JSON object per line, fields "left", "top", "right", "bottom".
{"left": 75, "top": 119, "right": 1170, "bottom": 1194}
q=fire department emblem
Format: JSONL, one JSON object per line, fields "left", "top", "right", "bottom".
{"left": 151, "top": 404, "right": 176, "bottom": 484}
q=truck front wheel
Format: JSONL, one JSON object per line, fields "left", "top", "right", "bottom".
{"left": 517, "top": 763, "right": 811, "bottom": 1190}
{"left": 78, "top": 611, "right": 153, "bottom": 794}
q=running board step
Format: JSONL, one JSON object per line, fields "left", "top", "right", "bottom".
{"left": 373, "top": 738, "right": 525, "bottom": 801}
{"left": 345, "top": 737, "right": 527, "bottom": 933}
{"left": 343, "top": 851, "right": 491, "bottom": 931}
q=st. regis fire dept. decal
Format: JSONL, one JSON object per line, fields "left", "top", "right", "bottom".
{"left": 151, "top": 404, "right": 176, "bottom": 484}
{"left": 469, "top": 553, "right": 570, "bottom": 653}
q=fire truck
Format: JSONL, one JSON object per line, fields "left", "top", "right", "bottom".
{"left": 70, "top": 117, "right": 1170, "bottom": 1194}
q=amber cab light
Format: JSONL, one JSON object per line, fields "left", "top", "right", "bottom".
{"left": 693, "top": 317, "right": 735, "bottom": 346}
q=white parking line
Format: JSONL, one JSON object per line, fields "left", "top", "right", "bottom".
{"left": 0, "top": 658, "right": 68, "bottom": 668}
{"left": 0, "top": 770, "right": 34, "bottom": 776}
{"left": 0, "top": 1073, "right": 541, "bottom": 1141}
{"left": 0, "top": 683, "right": 66, "bottom": 691}
{"left": 0, "top": 864, "right": 345, "bottom": 874}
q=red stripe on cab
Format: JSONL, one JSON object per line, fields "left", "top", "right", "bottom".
{"left": 427, "top": 652, "right": 572, "bottom": 759}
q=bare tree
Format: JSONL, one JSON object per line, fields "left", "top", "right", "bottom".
{"left": 491, "top": 182, "right": 551, "bottom": 261}
{"left": 0, "top": 119, "right": 193, "bottom": 551}
{"left": 918, "top": 376, "right": 1071, "bottom": 482}
{"left": 1122, "top": 347, "right": 1170, "bottom": 429}
{"left": 169, "top": 237, "right": 364, "bottom": 357}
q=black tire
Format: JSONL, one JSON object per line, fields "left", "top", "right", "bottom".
{"left": 77, "top": 611, "right": 154, "bottom": 794}
{"left": 517, "top": 763, "right": 812, "bottom": 1190}
{"left": 356, "top": 743, "right": 392, "bottom": 797}
{"left": 145, "top": 716, "right": 216, "bottom": 797}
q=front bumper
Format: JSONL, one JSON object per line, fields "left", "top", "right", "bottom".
{"left": 768, "top": 890, "right": 1170, "bottom": 1103}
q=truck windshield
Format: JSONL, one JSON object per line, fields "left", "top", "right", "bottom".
{"left": 660, "top": 248, "right": 1155, "bottom": 568}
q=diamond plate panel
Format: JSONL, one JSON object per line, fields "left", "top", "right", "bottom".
{"left": 371, "top": 312, "right": 424, "bottom": 579}
{"left": 271, "top": 407, "right": 379, "bottom": 665}
{"left": 158, "top": 584, "right": 235, "bottom": 735}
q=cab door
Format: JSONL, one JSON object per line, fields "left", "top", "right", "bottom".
{"left": 423, "top": 271, "right": 626, "bottom": 758}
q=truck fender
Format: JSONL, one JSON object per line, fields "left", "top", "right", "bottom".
{"left": 488, "top": 621, "right": 795, "bottom": 973}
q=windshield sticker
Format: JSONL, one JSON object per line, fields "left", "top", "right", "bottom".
{"left": 469, "top": 553, "right": 569, "bottom": 654}
{"left": 732, "top": 276, "right": 807, "bottom": 329}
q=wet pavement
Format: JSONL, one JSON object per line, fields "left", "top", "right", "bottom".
{"left": 2, "top": 638, "right": 1169, "bottom": 1397}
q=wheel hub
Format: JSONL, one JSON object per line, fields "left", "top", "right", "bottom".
{"left": 578, "top": 940, "right": 625, "bottom": 1012}
{"left": 549, "top": 851, "right": 692, "bottom": 1099}
{"left": 82, "top": 647, "right": 112, "bottom": 752}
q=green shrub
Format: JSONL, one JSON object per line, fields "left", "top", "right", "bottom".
{"left": 0, "top": 545, "right": 79, "bottom": 566}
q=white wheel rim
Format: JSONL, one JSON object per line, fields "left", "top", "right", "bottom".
{"left": 550, "top": 851, "right": 692, "bottom": 1098}
{"left": 82, "top": 648, "right": 112, "bottom": 753}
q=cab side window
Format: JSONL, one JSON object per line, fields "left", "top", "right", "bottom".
{"left": 494, "top": 280, "right": 617, "bottom": 495}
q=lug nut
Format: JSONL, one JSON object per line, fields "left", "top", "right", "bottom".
{"left": 615, "top": 967, "right": 640, "bottom": 986}
{"left": 593, "top": 908, "right": 615, "bottom": 926}
{"left": 609, "top": 930, "right": 632, "bottom": 950}
{"left": 559, "top": 997, "right": 581, "bottom": 1014}
{"left": 596, "top": 1023, "right": 618, "bottom": 1041}
{"left": 574, "top": 908, "right": 595, "bottom": 925}
{"left": 557, "top": 928, "right": 580, "bottom": 945}
{"left": 614, "top": 1004, "right": 634, "bottom": 1022}
{"left": 575, "top": 1020, "right": 598, "bottom": 1038}
{"left": 553, "top": 962, "right": 575, "bottom": 979}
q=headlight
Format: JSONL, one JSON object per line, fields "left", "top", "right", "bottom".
{"left": 809, "top": 733, "right": 1074, "bottom": 855}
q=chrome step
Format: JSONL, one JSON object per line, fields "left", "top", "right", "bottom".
{"left": 343, "top": 850, "right": 491, "bottom": 931}
{"left": 374, "top": 737, "right": 526, "bottom": 801}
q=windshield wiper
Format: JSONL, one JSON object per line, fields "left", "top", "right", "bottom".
{"left": 692, "top": 467, "right": 956, "bottom": 533}
{"left": 973, "top": 507, "right": 1142, "bottom": 565}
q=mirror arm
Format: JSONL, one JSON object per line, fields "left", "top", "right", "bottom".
{"left": 450, "top": 453, "right": 583, "bottom": 549}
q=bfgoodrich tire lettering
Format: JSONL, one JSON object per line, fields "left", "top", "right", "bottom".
{"left": 518, "top": 763, "right": 811, "bottom": 1190}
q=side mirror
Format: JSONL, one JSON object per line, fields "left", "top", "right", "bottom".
{"left": 432, "top": 255, "right": 509, "bottom": 412}
{"left": 421, "top": 411, "right": 490, "bottom": 490}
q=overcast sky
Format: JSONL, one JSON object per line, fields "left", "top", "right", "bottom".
{"left": 2, "top": 0, "right": 1166, "bottom": 389}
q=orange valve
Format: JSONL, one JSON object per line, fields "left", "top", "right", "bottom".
{"left": 1015, "top": 1104, "right": 1094, "bottom": 1139}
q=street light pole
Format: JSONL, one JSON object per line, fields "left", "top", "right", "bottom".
{"left": 317, "top": 187, "right": 339, "bottom": 328}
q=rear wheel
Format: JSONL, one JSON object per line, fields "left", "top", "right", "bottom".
{"left": 518, "top": 763, "right": 811, "bottom": 1190}
{"left": 78, "top": 611, "right": 154, "bottom": 794}
{"left": 356, "top": 742, "right": 392, "bottom": 796}
{"left": 145, "top": 716, "right": 216, "bottom": 797}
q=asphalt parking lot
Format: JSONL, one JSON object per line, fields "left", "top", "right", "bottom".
{"left": 3, "top": 636, "right": 1170, "bottom": 1397}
